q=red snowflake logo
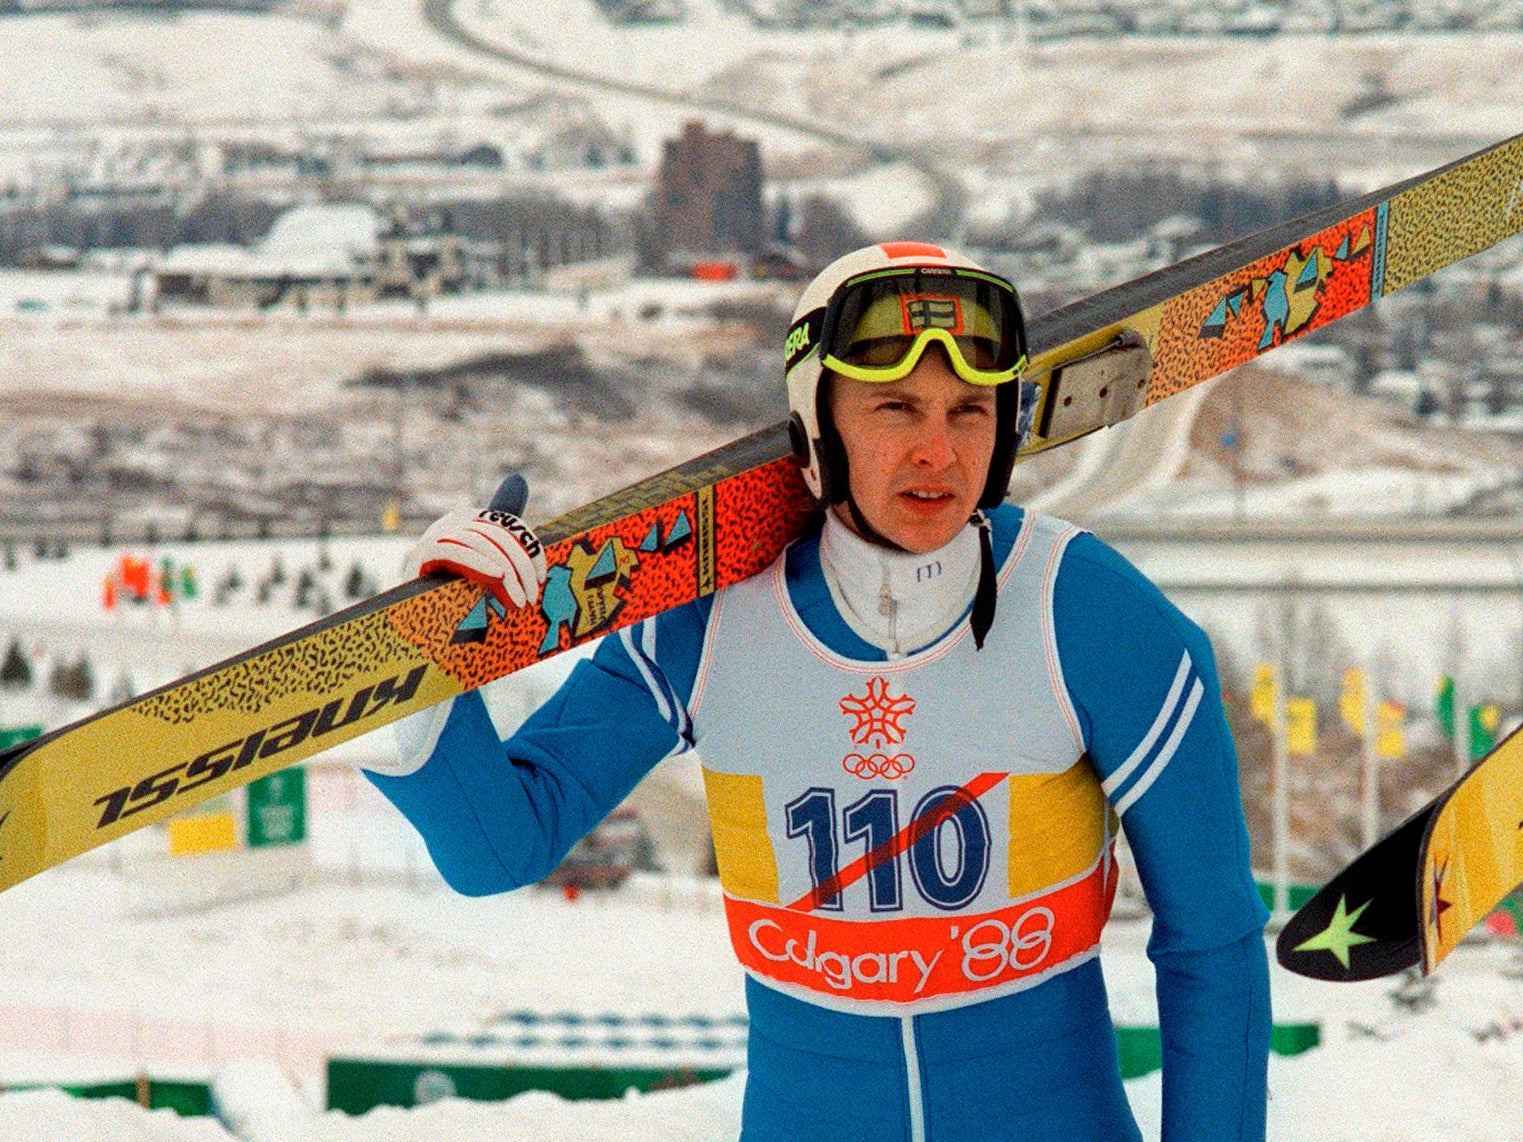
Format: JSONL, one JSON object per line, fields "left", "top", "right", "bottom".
{"left": 840, "top": 678, "right": 917, "bottom": 779}
{"left": 840, "top": 677, "right": 916, "bottom": 748}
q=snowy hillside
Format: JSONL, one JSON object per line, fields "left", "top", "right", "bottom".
{"left": 3, "top": 0, "right": 1522, "bottom": 225}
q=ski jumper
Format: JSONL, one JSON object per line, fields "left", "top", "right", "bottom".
{"left": 369, "top": 503, "right": 1271, "bottom": 1141}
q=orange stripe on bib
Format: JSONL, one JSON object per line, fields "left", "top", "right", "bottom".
{"left": 726, "top": 852, "right": 1116, "bottom": 1005}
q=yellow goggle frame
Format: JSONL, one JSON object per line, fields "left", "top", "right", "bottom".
{"left": 823, "top": 326, "right": 1027, "bottom": 387}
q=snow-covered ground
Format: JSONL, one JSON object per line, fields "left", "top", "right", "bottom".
{"left": 6, "top": 851, "right": 1523, "bottom": 1139}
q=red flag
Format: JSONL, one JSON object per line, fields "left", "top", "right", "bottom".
{"left": 119, "top": 555, "right": 150, "bottom": 601}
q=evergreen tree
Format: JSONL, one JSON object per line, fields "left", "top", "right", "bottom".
{"left": 49, "top": 656, "right": 93, "bottom": 701}
{"left": 214, "top": 564, "right": 243, "bottom": 607}
{"left": 70, "top": 654, "right": 95, "bottom": 702}
{"left": 294, "top": 567, "right": 316, "bottom": 609}
{"left": 109, "top": 672, "right": 136, "bottom": 705}
{"left": 344, "top": 562, "right": 367, "bottom": 600}
{"left": 0, "top": 639, "right": 31, "bottom": 690}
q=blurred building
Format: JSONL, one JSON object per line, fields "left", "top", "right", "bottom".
{"left": 651, "top": 121, "right": 765, "bottom": 273}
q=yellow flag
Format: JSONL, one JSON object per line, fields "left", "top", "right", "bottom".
{"left": 1340, "top": 668, "right": 1367, "bottom": 735}
{"left": 1376, "top": 700, "right": 1406, "bottom": 760}
{"left": 1286, "top": 697, "right": 1317, "bottom": 757}
{"left": 1251, "top": 664, "right": 1278, "bottom": 724}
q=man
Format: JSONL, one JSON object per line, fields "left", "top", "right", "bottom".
{"left": 367, "top": 243, "right": 1271, "bottom": 1140}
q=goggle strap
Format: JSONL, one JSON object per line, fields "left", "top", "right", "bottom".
{"left": 784, "top": 308, "right": 825, "bottom": 374}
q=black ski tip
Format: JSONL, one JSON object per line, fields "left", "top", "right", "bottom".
{"left": 1276, "top": 887, "right": 1422, "bottom": 982}
{"left": 1275, "top": 808, "right": 1434, "bottom": 982}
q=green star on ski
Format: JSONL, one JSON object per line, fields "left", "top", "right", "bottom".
{"left": 1294, "top": 895, "right": 1377, "bottom": 969}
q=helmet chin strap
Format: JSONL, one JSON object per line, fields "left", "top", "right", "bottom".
{"left": 844, "top": 495, "right": 907, "bottom": 554}
{"left": 840, "top": 495, "right": 998, "bottom": 652}
{"left": 969, "top": 512, "right": 997, "bottom": 652}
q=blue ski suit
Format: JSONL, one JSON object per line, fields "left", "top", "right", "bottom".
{"left": 369, "top": 504, "right": 1271, "bottom": 1141}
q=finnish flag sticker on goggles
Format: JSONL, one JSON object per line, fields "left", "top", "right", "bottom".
{"left": 901, "top": 293, "right": 965, "bottom": 334}
{"left": 788, "top": 268, "right": 1028, "bottom": 387}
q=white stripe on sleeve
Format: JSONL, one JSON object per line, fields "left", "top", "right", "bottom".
{"left": 619, "top": 624, "right": 674, "bottom": 727}
{"left": 1101, "top": 651, "right": 1192, "bottom": 799}
{"left": 1114, "top": 677, "right": 1204, "bottom": 817}
{"left": 642, "top": 617, "right": 691, "bottom": 740}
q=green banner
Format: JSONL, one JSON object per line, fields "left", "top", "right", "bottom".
{"left": 326, "top": 1058, "right": 732, "bottom": 1114}
{"left": 1255, "top": 881, "right": 1320, "bottom": 912}
{"left": 1470, "top": 704, "right": 1501, "bottom": 760}
{"left": 246, "top": 767, "right": 306, "bottom": 847}
{"left": 12, "top": 1077, "right": 211, "bottom": 1116}
{"left": 1116, "top": 1022, "right": 1319, "bottom": 1079}
{"left": 0, "top": 725, "right": 43, "bottom": 751}
{"left": 1435, "top": 675, "right": 1455, "bottom": 740}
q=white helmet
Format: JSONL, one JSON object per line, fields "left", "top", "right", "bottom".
{"left": 783, "top": 241, "right": 1030, "bottom": 512}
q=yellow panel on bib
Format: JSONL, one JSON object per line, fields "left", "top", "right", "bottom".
{"left": 1007, "top": 762, "right": 1114, "bottom": 899}
{"left": 702, "top": 768, "right": 779, "bottom": 904}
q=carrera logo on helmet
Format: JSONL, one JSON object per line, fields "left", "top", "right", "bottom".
{"left": 902, "top": 294, "right": 964, "bottom": 335}
{"left": 785, "top": 310, "right": 823, "bottom": 372}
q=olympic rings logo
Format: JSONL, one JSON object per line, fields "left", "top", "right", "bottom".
{"left": 842, "top": 753, "right": 917, "bottom": 780}
{"left": 960, "top": 908, "right": 1056, "bottom": 981}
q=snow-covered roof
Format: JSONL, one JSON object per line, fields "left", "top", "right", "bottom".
{"left": 154, "top": 204, "right": 381, "bottom": 280}
{"left": 257, "top": 203, "right": 381, "bottom": 266}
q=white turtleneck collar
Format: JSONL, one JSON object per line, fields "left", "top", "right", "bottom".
{"left": 817, "top": 510, "right": 982, "bottom": 659}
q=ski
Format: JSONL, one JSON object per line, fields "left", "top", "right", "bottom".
{"left": 1278, "top": 723, "right": 1523, "bottom": 981}
{"left": 3, "top": 131, "right": 1522, "bottom": 894}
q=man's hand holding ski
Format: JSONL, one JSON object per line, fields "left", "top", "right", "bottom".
{"left": 378, "top": 477, "right": 547, "bottom": 779}
{"left": 406, "top": 500, "right": 546, "bottom": 613}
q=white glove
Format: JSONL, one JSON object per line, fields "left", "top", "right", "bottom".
{"left": 404, "top": 505, "right": 547, "bottom": 610}
{"left": 368, "top": 502, "right": 545, "bottom": 780}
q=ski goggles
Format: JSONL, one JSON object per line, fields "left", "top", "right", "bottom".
{"left": 788, "top": 267, "right": 1028, "bottom": 386}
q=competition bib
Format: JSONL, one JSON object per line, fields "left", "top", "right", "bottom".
{"left": 693, "top": 513, "right": 1120, "bottom": 1013}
